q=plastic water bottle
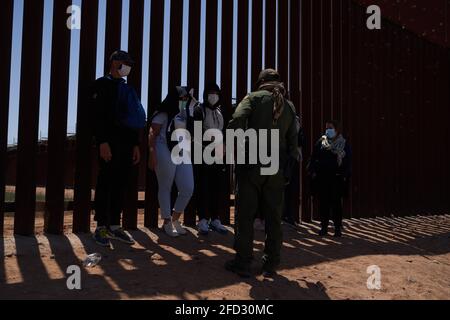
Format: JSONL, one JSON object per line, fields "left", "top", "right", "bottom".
{"left": 83, "top": 253, "right": 102, "bottom": 268}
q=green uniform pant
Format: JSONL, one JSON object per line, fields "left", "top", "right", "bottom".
{"left": 234, "top": 166, "right": 286, "bottom": 268}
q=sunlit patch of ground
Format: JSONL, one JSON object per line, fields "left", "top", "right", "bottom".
{"left": 1, "top": 212, "right": 449, "bottom": 300}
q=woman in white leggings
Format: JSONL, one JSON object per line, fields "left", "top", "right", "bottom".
{"left": 148, "top": 86, "right": 194, "bottom": 237}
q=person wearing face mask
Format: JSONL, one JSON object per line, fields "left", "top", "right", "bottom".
{"left": 148, "top": 86, "right": 196, "bottom": 237}
{"left": 193, "top": 83, "right": 229, "bottom": 236}
{"left": 91, "top": 50, "right": 146, "bottom": 247}
{"left": 308, "top": 120, "right": 352, "bottom": 237}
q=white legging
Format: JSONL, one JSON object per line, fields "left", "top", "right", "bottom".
{"left": 154, "top": 142, "right": 194, "bottom": 219}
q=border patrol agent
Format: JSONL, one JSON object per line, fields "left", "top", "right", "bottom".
{"left": 225, "top": 69, "right": 300, "bottom": 277}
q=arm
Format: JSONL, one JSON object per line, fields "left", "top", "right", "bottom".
{"left": 227, "top": 95, "right": 253, "bottom": 130}
{"left": 131, "top": 130, "right": 142, "bottom": 165}
{"left": 193, "top": 104, "right": 204, "bottom": 122}
{"left": 286, "top": 115, "right": 301, "bottom": 162}
{"left": 91, "top": 81, "right": 110, "bottom": 146}
{"left": 131, "top": 129, "right": 141, "bottom": 147}
{"left": 91, "top": 81, "right": 113, "bottom": 162}
{"left": 343, "top": 142, "right": 352, "bottom": 179}
{"left": 148, "top": 123, "right": 162, "bottom": 170}
{"left": 308, "top": 141, "right": 320, "bottom": 177}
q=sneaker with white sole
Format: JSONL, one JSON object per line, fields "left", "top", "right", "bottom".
{"left": 163, "top": 222, "right": 179, "bottom": 237}
{"left": 172, "top": 220, "right": 187, "bottom": 235}
{"left": 197, "top": 219, "right": 210, "bottom": 235}
{"left": 210, "top": 219, "right": 228, "bottom": 234}
{"left": 93, "top": 227, "right": 111, "bottom": 247}
{"left": 109, "top": 227, "right": 135, "bottom": 245}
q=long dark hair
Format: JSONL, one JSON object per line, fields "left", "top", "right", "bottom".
{"left": 155, "top": 85, "right": 189, "bottom": 121}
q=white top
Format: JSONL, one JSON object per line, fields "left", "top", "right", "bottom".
{"left": 151, "top": 112, "right": 169, "bottom": 144}
{"left": 151, "top": 111, "right": 188, "bottom": 145}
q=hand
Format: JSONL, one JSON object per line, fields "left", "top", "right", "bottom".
{"left": 148, "top": 152, "right": 157, "bottom": 171}
{"left": 216, "top": 144, "right": 226, "bottom": 159}
{"left": 99, "top": 143, "right": 112, "bottom": 162}
{"left": 132, "top": 146, "right": 141, "bottom": 165}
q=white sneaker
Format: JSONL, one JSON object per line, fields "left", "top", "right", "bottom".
{"left": 163, "top": 222, "right": 179, "bottom": 238}
{"left": 172, "top": 220, "right": 187, "bottom": 235}
{"left": 254, "top": 218, "right": 265, "bottom": 232}
{"left": 210, "top": 219, "right": 228, "bottom": 234}
{"left": 197, "top": 219, "right": 210, "bottom": 235}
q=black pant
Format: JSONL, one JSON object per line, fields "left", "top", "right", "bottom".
{"left": 194, "top": 163, "right": 226, "bottom": 221}
{"left": 234, "top": 167, "right": 286, "bottom": 268}
{"left": 317, "top": 174, "right": 344, "bottom": 229}
{"left": 94, "top": 141, "right": 133, "bottom": 227}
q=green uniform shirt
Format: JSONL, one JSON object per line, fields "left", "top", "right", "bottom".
{"left": 228, "top": 90, "right": 300, "bottom": 172}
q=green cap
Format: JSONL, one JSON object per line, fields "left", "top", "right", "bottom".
{"left": 256, "top": 69, "right": 281, "bottom": 86}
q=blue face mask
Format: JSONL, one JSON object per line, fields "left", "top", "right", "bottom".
{"left": 325, "top": 128, "right": 336, "bottom": 139}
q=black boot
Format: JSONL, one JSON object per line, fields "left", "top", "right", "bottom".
{"left": 225, "top": 259, "right": 251, "bottom": 278}
{"left": 318, "top": 224, "right": 328, "bottom": 236}
{"left": 260, "top": 255, "right": 279, "bottom": 278}
{"left": 334, "top": 226, "right": 342, "bottom": 237}
{"left": 282, "top": 216, "right": 296, "bottom": 226}
{"left": 261, "top": 266, "right": 277, "bottom": 278}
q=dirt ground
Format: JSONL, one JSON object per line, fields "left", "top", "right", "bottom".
{"left": 1, "top": 211, "right": 449, "bottom": 300}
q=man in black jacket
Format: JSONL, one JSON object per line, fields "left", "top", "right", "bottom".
{"left": 91, "top": 50, "right": 143, "bottom": 247}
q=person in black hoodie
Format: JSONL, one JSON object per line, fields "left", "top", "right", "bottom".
{"left": 308, "top": 120, "right": 352, "bottom": 237}
{"left": 194, "top": 83, "right": 229, "bottom": 235}
{"left": 91, "top": 50, "right": 146, "bottom": 247}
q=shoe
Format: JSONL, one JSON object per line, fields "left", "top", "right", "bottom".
{"left": 318, "top": 227, "right": 328, "bottom": 236}
{"left": 197, "top": 219, "right": 210, "bottom": 235}
{"left": 261, "top": 255, "right": 278, "bottom": 277}
{"left": 172, "top": 220, "right": 187, "bottom": 236}
{"left": 334, "top": 227, "right": 342, "bottom": 237}
{"left": 109, "top": 227, "right": 135, "bottom": 245}
{"left": 163, "top": 222, "right": 179, "bottom": 238}
{"left": 261, "top": 266, "right": 277, "bottom": 278}
{"left": 282, "top": 216, "right": 296, "bottom": 226}
{"left": 254, "top": 218, "right": 265, "bottom": 232}
{"left": 210, "top": 219, "right": 228, "bottom": 235}
{"left": 225, "top": 260, "right": 251, "bottom": 278}
{"left": 93, "top": 227, "right": 111, "bottom": 247}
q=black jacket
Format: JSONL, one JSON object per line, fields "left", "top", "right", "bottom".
{"left": 309, "top": 138, "right": 352, "bottom": 178}
{"left": 90, "top": 76, "right": 140, "bottom": 147}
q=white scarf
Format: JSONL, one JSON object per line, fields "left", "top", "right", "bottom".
{"left": 203, "top": 106, "right": 224, "bottom": 131}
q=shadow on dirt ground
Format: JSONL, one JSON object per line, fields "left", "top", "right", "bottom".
{"left": 1, "top": 213, "right": 449, "bottom": 300}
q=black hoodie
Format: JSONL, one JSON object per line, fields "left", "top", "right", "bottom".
{"left": 90, "top": 75, "right": 140, "bottom": 147}
{"left": 202, "top": 82, "right": 223, "bottom": 109}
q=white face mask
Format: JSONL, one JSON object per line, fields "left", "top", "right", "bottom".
{"left": 118, "top": 64, "right": 132, "bottom": 77}
{"left": 207, "top": 94, "right": 220, "bottom": 106}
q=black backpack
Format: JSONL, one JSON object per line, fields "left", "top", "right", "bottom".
{"left": 285, "top": 99, "right": 306, "bottom": 149}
